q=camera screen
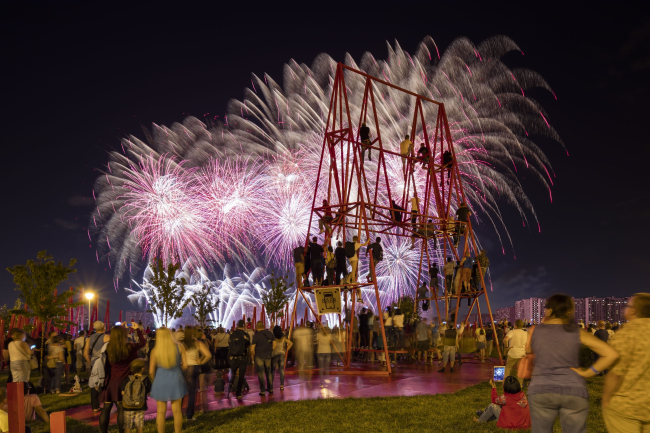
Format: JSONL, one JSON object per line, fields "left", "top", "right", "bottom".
{"left": 493, "top": 366, "right": 505, "bottom": 382}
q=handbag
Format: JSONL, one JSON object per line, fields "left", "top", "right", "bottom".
{"left": 517, "top": 325, "right": 536, "bottom": 380}
{"left": 29, "top": 355, "right": 38, "bottom": 370}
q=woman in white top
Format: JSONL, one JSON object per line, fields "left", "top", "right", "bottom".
{"left": 348, "top": 235, "right": 370, "bottom": 285}
{"left": 8, "top": 329, "right": 32, "bottom": 382}
{"left": 181, "top": 326, "right": 211, "bottom": 421}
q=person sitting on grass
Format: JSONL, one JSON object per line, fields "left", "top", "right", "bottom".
{"left": 0, "top": 387, "right": 33, "bottom": 433}
{"left": 474, "top": 376, "right": 531, "bottom": 429}
{"left": 23, "top": 382, "right": 49, "bottom": 423}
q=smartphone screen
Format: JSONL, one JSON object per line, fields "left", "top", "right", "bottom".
{"left": 30, "top": 345, "right": 36, "bottom": 349}
{"left": 493, "top": 366, "right": 505, "bottom": 382}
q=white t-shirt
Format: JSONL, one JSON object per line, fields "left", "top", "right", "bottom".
{"left": 316, "top": 332, "right": 331, "bottom": 353}
{"left": 393, "top": 314, "right": 404, "bottom": 328}
{"left": 74, "top": 336, "right": 86, "bottom": 355}
{"left": 443, "top": 262, "right": 455, "bottom": 276}
{"left": 505, "top": 329, "right": 527, "bottom": 358}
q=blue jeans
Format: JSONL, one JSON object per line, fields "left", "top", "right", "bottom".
{"left": 271, "top": 354, "right": 286, "bottom": 387}
{"left": 478, "top": 403, "right": 502, "bottom": 422}
{"left": 254, "top": 357, "right": 273, "bottom": 392}
{"left": 184, "top": 365, "right": 200, "bottom": 419}
{"left": 529, "top": 393, "right": 588, "bottom": 433}
{"left": 52, "top": 362, "right": 64, "bottom": 392}
{"left": 318, "top": 353, "right": 331, "bottom": 380}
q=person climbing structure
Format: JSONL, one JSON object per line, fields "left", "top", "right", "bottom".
{"left": 360, "top": 122, "right": 372, "bottom": 162}
{"left": 442, "top": 150, "right": 453, "bottom": 182}
{"left": 399, "top": 134, "right": 413, "bottom": 172}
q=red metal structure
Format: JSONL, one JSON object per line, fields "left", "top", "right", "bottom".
{"left": 286, "top": 63, "right": 503, "bottom": 374}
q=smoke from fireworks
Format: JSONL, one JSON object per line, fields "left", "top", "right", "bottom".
{"left": 93, "top": 36, "right": 561, "bottom": 318}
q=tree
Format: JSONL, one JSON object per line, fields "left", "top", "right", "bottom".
{"left": 191, "top": 284, "right": 220, "bottom": 328}
{"left": 390, "top": 295, "right": 422, "bottom": 324}
{"left": 6, "top": 251, "right": 81, "bottom": 370}
{"left": 0, "top": 299, "right": 22, "bottom": 325}
{"left": 261, "top": 273, "right": 293, "bottom": 325}
{"left": 147, "top": 258, "right": 191, "bottom": 328}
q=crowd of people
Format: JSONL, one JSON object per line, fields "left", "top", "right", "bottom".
{"left": 0, "top": 292, "right": 648, "bottom": 433}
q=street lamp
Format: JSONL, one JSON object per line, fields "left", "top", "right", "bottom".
{"left": 85, "top": 292, "right": 94, "bottom": 330}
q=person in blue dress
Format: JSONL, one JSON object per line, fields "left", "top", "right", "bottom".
{"left": 149, "top": 327, "right": 188, "bottom": 433}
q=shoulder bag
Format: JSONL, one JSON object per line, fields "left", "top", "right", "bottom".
{"left": 517, "top": 325, "right": 536, "bottom": 380}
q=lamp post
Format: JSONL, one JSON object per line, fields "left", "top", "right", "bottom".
{"left": 85, "top": 292, "right": 94, "bottom": 330}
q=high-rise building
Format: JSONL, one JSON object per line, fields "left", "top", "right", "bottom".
{"left": 498, "top": 296, "right": 630, "bottom": 327}
{"left": 515, "top": 297, "right": 545, "bottom": 324}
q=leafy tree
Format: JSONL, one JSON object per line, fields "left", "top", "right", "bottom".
{"left": 191, "top": 284, "right": 220, "bottom": 328}
{"left": 147, "top": 258, "right": 191, "bottom": 327}
{"left": 0, "top": 299, "right": 22, "bottom": 325}
{"left": 261, "top": 273, "right": 293, "bottom": 325}
{"left": 6, "top": 251, "right": 81, "bottom": 370}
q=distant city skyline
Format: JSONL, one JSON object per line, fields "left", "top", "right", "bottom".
{"left": 494, "top": 296, "right": 630, "bottom": 325}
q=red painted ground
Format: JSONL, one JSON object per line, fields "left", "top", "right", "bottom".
{"left": 67, "top": 358, "right": 495, "bottom": 426}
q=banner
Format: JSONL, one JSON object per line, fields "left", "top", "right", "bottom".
{"left": 314, "top": 287, "right": 342, "bottom": 314}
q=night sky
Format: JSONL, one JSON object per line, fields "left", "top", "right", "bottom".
{"left": 2, "top": 1, "right": 649, "bottom": 316}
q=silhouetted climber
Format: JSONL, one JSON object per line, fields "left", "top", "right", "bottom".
{"left": 429, "top": 263, "right": 439, "bottom": 295}
{"left": 454, "top": 202, "right": 471, "bottom": 247}
{"left": 400, "top": 134, "right": 413, "bottom": 172}
{"left": 417, "top": 145, "right": 430, "bottom": 168}
{"left": 360, "top": 122, "right": 372, "bottom": 162}
{"left": 442, "top": 150, "right": 453, "bottom": 181}
{"left": 318, "top": 199, "right": 333, "bottom": 235}
{"left": 390, "top": 199, "right": 404, "bottom": 223}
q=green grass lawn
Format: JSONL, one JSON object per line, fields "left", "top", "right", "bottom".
{"left": 12, "top": 373, "right": 606, "bottom": 433}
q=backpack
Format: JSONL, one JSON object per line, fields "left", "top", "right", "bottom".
{"left": 345, "top": 241, "right": 355, "bottom": 258}
{"left": 122, "top": 375, "right": 147, "bottom": 410}
{"left": 88, "top": 350, "right": 107, "bottom": 391}
{"left": 229, "top": 331, "right": 248, "bottom": 357}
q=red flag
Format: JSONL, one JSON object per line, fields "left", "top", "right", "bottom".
{"left": 253, "top": 307, "right": 257, "bottom": 325}
{"left": 94, "top": 297, "right": 99, "bottom": 324}
{"left": 104, "top": 300, "right": 110, "bottom": 325}
{"left": 0, "top": 319, "right": 5, "bottom": 369}
{"left": 261, "top": 305, "right": 266, "bottom": 327}
{"left": 119, "top": 311, "right": 122, "bottom": 323}
{"left": 9, "top": 314, "right": 15, "bottom": 330}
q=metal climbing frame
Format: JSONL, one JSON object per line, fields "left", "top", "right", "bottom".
{"left": 285, "top": 63, "right": 503, "bottom": 374}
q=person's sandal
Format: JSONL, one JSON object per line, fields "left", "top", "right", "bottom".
{"left": 280, "top": 386, "right": 284, "bottom": 391}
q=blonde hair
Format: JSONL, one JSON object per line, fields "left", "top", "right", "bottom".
{"left": 153, "top": 328, "right": 178, "bottom": 369}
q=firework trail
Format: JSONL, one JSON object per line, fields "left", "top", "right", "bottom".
{"left": 94, "top": 36, "right": 561, "bottom": 317}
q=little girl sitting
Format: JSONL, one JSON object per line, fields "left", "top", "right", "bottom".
{"left": 474, "top": 376, "right": 531, "bottom": 429}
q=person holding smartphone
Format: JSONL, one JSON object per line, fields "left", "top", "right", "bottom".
{"left": 474, "top": 376, "right": 531, "bottom": 429}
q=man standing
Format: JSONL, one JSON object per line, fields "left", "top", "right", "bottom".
{"left": 442, "top": 150, "right": 453, "bottom": 180}
{"left": 84, "top": 322, "right": 109, "bottom": 412}
{"left": 251, "top": 321, "right": 276, "bottom": 396}
{"left": 228, "top": 320, "right": 251, "bottom": 399}
{"left": 348, "top": 235, "right": 370, "bottom": 287}
{"left": 416, "top": 318, "right": 431, "bottom": 363}
{"left": 502, "top": 319, "right": 527, "bottom": 386}
{"left": 358, "top": 308, "right": 369, "bottom": 349}
{"left": 360, "top": 122, "right": 372, "bottom": 162}
{"left": 334, "top": 241, "right": 348, "bottom": 285}
{"left": 602, "top": 293, "right": 650, "bottom": 432}
{"left": 293, "top": 244, "right": 305, "bottom": 288}
{"left": 399, "top": 134, "right": 413, "bottom": 172}
{"left": 309, "top": 236, "right": 325, "bottom": 286}
{"left": 366, "top": 237, "right": 383, "bottom": 282}
{"left": 438, "top": 324, "right": 459, "bottom": 373}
